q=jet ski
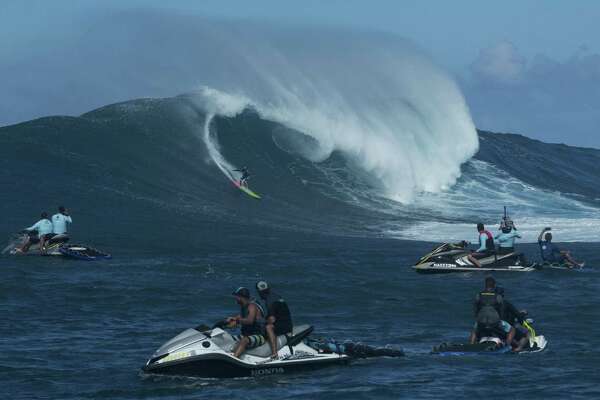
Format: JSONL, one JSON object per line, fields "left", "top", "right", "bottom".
{"left": 3, "top": 232, "right": 111, "bottom": 260}
{"left": 539, "top": 261, "right": 585, "bottom": 270}
{"left": 143, "top": 323, "right": 349, "bottom": 378}
{"left": 414, "top": 241, "right": 538, "bottom": 273}
{"left": 433, "top": 318, "right": 547, "bottom": 356}
{"left": 2, "top": 232, "right": 70, "bottom": 256}
{"left": 433, "top": 335, "right": 547, "bottom": 356}
{"left": 58, "top": 244, "right": 112, "bottom": 261}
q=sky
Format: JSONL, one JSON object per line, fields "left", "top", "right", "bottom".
{"left": 2, "top": 0, "right": 599, "bottom": 147}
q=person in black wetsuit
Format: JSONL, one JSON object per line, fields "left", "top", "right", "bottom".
{"left": 227, "top": 287, "right": 266, "bottom": 358}
{"left": 469, "top": 277, "right": 515, "bottom": 346}
{"left": 255, "top": 281, "right": 293, "bottom": 359}
{"left": 233, "top": 167, "right": 251, "bottom": 188}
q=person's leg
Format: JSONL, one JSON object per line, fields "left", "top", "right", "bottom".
{"left": 233, "top": 336, "right": 249, "bottom": 358}
{"left": 468, "top": 254, "right": 482, "bottom": 268}
{"left": 562, "top": 252, "right": 582, "bottom": 267}
{"left": 39, "top": 236, "right": 46, "bottom": 254}
{"left": 19, "top": 236, "right": 32, "bottom": 253}
{"left": 265, "top": 324, "right": 278, "bottom": 358}
{"left": 513, "top": 335, "right": 529, "bottom": 352}
{"left": 469, "top": 330, "right": 477, "bottom": 344}
{"left": 505, "top": 327, "right": 515, "bottom": 346}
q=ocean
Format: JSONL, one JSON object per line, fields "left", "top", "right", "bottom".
{"left": 2, "top": 94, "right": 600, "bottom": 399}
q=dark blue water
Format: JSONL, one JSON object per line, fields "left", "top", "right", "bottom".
{"left": 2, "top": 239, "right": 599, "bottom": 399}
{"left": 2, "top": 97, "right": 600, "bottom": 399}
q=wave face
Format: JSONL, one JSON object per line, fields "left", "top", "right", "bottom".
{"left": 2, "top": 12, "right": 478, "bottom": 202}
{"left": 2, "top": 96, "right": 600, "bottom": 246}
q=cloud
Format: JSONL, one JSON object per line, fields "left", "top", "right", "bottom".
{"left": 470, "top": 41, "right": 526, "bottom": 85}
{"left": 462, "top": 42, "right": 600, "bottom": 147}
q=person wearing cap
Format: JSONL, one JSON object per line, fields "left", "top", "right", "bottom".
{"left": 228, "top": 287, "right": 266, "bottom": 358}
{"left": 256, "top": 281, "right": 293, "bottom": 359}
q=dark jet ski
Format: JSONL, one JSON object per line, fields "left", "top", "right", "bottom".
{"left": 539, "top": 261, "right": 585, "bottom": 270}
{"left": 58, "top": 244, "right": 112, "bottom": 261}
{"left": 3, "top": 232, "right": 111, "bottom": 260}
{"left": 414, "top": 241, "right": 537, "bottom": 273}
{"left": 143, "top": 324, "right": 349, "bottom": 378}
{"left": 3, "top": 232, "right": 70, "bottom": 256}
{"left": 433, "top": 334, "right": 547, "bottom": 356}
{"left": 433, "top": 318, "right": 547, "bottom": 356}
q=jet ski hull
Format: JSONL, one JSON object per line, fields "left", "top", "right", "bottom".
{"left": 58, "top": 244, "right": 112, "bottom": 261}
{"left": 143, "top": 324, "right": 349, "bottom": 379}
{"left": 414, "top": 262, "right": 537, "bottom": 274}
{"left": 432, "top": 335, "right": 547, "bottom": 356}
{"left": 414, "top": 242, "right": 537, "bottom": 273}
{"left": 143, "top": 352, "right": 348, "bottom": 378}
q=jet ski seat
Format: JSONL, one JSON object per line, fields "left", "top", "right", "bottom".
{"left": 48, "top": 234, "right": 69, "bottom": 244}
{"left": 245, "top": 324, "right": 313, "bottom": 358}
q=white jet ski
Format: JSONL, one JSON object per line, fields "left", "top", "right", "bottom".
{"left": 143, "top": 324, "right": 349, "bottom": 378}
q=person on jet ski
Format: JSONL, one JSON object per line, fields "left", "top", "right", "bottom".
{"left": 227, "top": 287, "right": 266, "bottom": 358}
{"left": 16, "top": 212, "right": 53, "bottom": 254}
{"left": 538, "top": 227, "right": 583, "bottom": 267}
{"left": 469, "top": 277, "right": 515, "bottom": 346}
{"left": 495, "top": 218, "right": 521, "bottom": 255}
{"left": 256, "top": 281, "right": 293, "bottom": 359}
{"left": 495, "top": 286, "right": 530, "bottom": 352}
{"left": 233, "top": 167, "right": 251, "bottom": 188}
{"left": 467, "top": 223, "right": 495, "bottom": 268}
{"left": 52, "top": 206, "right": 72, "bottom": 236}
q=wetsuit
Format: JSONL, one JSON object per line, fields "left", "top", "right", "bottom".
{"left": 263, "top": 291, "right": 293, "bottom": 335}
{"left": 234, "top": 168, "right": 250, "bottom": 185}
{"left": 473, "top": 289, "right": 507, "bottom": 338}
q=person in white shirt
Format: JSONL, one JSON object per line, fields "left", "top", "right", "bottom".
{"left": 18, "top": 212, "right": 53, "bottom": 253}
{"left": 52, "top": 206, "right": 72, "bottom": 235}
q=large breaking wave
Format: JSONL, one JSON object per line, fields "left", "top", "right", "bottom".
{"left": 2, "top": 10, "right": 600, "bottom": 244}
{"left": 2, "top": 10, "right": 478, "bottom": 202}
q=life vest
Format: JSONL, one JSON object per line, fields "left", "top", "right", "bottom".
{"left": 483, "top": 230, "right": 495, "bottom": 251}
{"left": 240, "top": 301, "right": 264, "bottom": 336}
{"left": 476, "top": 290, "right": 503, "bottom": 326}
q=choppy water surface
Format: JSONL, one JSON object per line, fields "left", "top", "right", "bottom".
{"left": 2, "top": 239, "right": 599, "bottom": 400}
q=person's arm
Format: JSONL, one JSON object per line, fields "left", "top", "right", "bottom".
{"left": 65, "top": 214, "right": 72, "bottom": 223}
{"left": 25, "top": 220, "right": 41, "bottom": 231}
{"left": 266, "top": 302, "right": 280, "bottom": 324}
{"left": 538, "top": 228, "right": 550, "bottom": 242}
{"left": 513, "top": 230, "right": 521, "bottom": 239}
{"left": 237, "top": 304, "right": 258, "bottom": 325}
{"left": 227, "top": 314, "right": 241, "bottom": 324}
{"left": 476, "top": 234, "right": 486, "bottom": 252}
